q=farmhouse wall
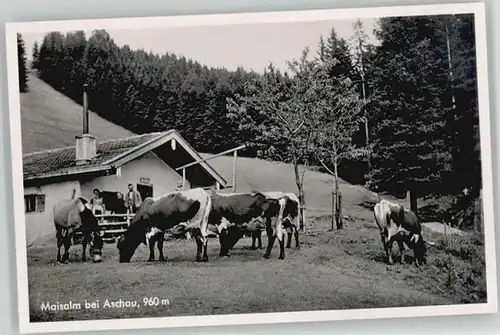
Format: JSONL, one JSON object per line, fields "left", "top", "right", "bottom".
{"left": 23, "top": 152, "right": 193, "bottom": 247}
{"left": 80, "top": 152, "right": 190, "bottom": 200}
{"left": 24, "top": 180, "right": 81, "bottom": 247}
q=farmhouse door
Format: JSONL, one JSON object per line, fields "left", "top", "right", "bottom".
{"left": 137, "top": 184, "right": 153, "bottom": 201}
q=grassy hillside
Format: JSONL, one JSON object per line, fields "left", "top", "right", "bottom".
{"left": 20, "top": 74, "right": 134, "bottom": 154}
{"left": 201, "top": 153, "right": 383, "bottom": 220}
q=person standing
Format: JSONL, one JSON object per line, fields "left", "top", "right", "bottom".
{"left": 110, "top": 192, "right": 128, "bottom": 215}
{"left": 90, "top": 188, "right": 105, "bottom": 215}
{"left": 124, "top": 183, "right": 142, "bottom": 214}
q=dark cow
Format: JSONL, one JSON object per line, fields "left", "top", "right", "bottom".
{"left": 117, "top": 188, "right": 212, "bottom": 263}
{"left": 224, "top": 217, "right": 267, "bottom": 251}
{"left": 143, "top": 221, "right": 188, "bottom": 262}
{"left": 374, "top": 199, "right": 435, "bottom": 266}
{"left": 53, "top": 190, "right": 103, "bottom": 263}
{"left": 209, "top": 192, "right": 285, "bottom": 259}
{"left": 225, "top": 192, "right": 301, "bottom": 252}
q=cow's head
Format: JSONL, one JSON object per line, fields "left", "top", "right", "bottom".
{"left": 169, "top": 224, "right": 189, "bottom": 239}
{"left": 409, "top": 233, "right": 427, "bottom": 265}
{"left": 78, "top": 198, "right": 103, "bottom": 263}
{"left": 89, "top": 231, "right": 104, "bottom": 263}
{"left": 117, "top": 222, "right": 147, "bottom": 263}
{"left": 389, "top": 204, "right": 405, "bottom": 226}
{"left": 241, "top": 218, "right": 266, "bottom": 232}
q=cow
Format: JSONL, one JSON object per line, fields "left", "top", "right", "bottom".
{"left": 224, "top": 192, "right": 301, "bottom": 252}
{"left": 209, "top": 192, "right": 285, "bottom": 259}
{"left": 53, "top": 189, "right": 103, "bottom": 264}
{"left": 373, "top": 199, "right": 435, "bottom": 266}
{"left": 117, "top": 188, "right": 212, "bottom": 263}
{"left": 262, "top": 192, "right": 300, "bottom": 249}
{"left": 224, "top": 217, "right": 267, "bottom": 251}
{"left": 142, "top": 221, "right": 188, "bottom": 262}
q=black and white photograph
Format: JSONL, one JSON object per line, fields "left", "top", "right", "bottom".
{"left": 4, "top": 2, "right": 498, "bottom": 333}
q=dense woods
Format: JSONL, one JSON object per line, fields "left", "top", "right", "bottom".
{"left": 17, "top": 33, "right": 28, "bottom": 93}
{"left": 366, "top": 15, "right": 481, "bottom": 212}
{"left": 27, "top": 14, "right": 481, "bottom": 226}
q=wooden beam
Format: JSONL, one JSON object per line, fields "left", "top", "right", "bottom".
{"left": 182, "top": 168, "right": 186, "bottom": 190}
{"left": 175, "top": 144, "right": 246, "bottom": 171}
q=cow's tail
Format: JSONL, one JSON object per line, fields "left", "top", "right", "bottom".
{"left": 71, "top": 189, "right": 76, "bottom": 200}
{"left": 274, "top": 198, "right": 286, "bottom": 241}
{"left": 287, "top": 193, "right": 301, "bottom": 231}
{"left": 296, "top": 200, "right": 305, "bottom": 231}
{"left": 373, "top": 203, "right": 382, "bottom": 230}
{"left": 199, "top": 191, "right": 212, "bottom": 244}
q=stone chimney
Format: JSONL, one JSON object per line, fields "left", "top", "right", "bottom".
{"left": 75, "top": 83, "right": 97, "bottom": 165}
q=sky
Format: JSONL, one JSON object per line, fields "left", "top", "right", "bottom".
{"left": 22, "top": 18, "right": 379, "bottom": 74}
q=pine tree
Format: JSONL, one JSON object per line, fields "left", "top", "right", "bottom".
{"left": 62, "top": 31, "right": 87, "bottom": 102}
{"left": 368, "top": 17, "right": 452, "bottom": 212}
{"left": 318, "top": 28, "right": 356, "bottom": 80}
{"left": 37, "top": 32, "right": 66, "bottom": 90}
{"left": 447, "top": 14, "right": 481, "bottom": 195}
{"left": 17, "top": 33, "right": 28, "bottom": 92}
{"left": 350, "top": 19, "right": 377, "bottom": 176}
{"left": 32, "top": 41, "right": 40, "bottom": 70}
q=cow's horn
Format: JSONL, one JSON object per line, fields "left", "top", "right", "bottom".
{"left": 425, "top": 240, "right": 436, "bottom": 246}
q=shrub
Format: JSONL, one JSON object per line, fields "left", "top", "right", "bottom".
{"left": 430, "top": 233, "right": 486, "bottom": 303}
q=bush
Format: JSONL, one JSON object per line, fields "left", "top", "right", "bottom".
{"left": 430, "top": 233, "right": 486, "bottom": 304}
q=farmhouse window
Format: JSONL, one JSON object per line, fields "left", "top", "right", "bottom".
{"left": 24, "top": 194, "right": 46, "bottom": 213}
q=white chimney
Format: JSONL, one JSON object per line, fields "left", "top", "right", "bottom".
{"left": 75, "top": 83, "right": 97, "bottom": 165}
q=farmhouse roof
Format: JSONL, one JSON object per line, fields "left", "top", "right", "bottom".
{"left": 23, "top": 130, "right": 227, "bottom": 188}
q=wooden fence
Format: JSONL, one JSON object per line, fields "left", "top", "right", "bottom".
{"left": 74, "top": 212, "right": 135, "bottom": 244}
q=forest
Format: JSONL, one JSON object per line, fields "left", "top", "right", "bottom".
{"left": 17, "top": 14, "right": 481, "bottom": 224}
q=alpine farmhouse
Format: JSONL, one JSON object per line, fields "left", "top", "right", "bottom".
{"left": 22, "top": 129, "right": 227, "bottom": 246}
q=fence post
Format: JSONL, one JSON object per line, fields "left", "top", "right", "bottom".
{"left": 443, "top": 221, "right": 449, "bottom": 246}
{"left": 232, "top": 150, "right": 237, "bottom": 192}
{"left": 331, "top": 191, "right": 335, "bottom": 231}
{"left": 302, "top": 207, "right": 307, "bottom": 233}
{"left": 337, "top": 192, "right": 343, "bottom": 229}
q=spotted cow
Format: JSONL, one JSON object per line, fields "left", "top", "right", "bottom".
{"left": 225, "top": 192, "right": 301, "bottom": 252}
{"left": 117, "top": 188, "right": 212, "bottom": 263}
{"left": 374, "top": 199, "right": 435, "bottom": 266}
{"left": 209, "top": 192, "right": 285, "bottom": 259}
